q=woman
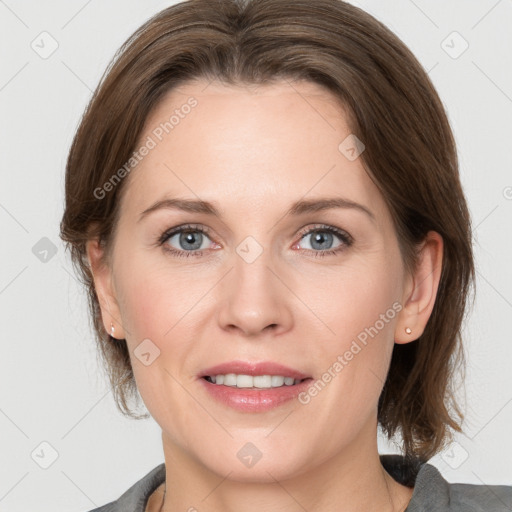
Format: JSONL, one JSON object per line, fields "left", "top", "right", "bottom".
{"left": 60, "top": 0, "right": 512, "bottom": 510}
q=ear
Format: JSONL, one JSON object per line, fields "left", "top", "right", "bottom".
{"left": 86, "top": 238, "right": 125, "bottom": 339}
{"left": 394, "top": 231, "right": 443, "bottom": 344}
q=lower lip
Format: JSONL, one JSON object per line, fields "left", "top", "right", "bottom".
{"left": 198, "top": 377, "right": 314, "bottom": 412}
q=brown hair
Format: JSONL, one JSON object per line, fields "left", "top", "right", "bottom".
{"left": 60, "top": 0, "right": 475, "bottom": 461}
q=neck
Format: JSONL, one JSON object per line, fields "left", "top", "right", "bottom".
{"left": 156, "top": 422, "right": 413, "bottom": 512}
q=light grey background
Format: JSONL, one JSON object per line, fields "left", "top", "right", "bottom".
{"left": 0, "top": 0, "right": 511, "bottom": 510}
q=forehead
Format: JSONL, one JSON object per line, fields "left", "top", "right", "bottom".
{"left": 120, "top": 79, "right": 388, "bottom": 224}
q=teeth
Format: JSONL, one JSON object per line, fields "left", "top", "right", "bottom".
{"left": 207, "top": 374, "right": 303, "bottom": 388}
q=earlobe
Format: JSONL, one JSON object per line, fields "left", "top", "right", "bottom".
{"left": 395, "top": 231, "right": 443, "bottom": 344}
{"left": 86, "top": 239, "right": 125, "bottom": 339}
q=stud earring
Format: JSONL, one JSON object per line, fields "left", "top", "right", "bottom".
{"left": 110, "top": 322, "right": 115, "bottom": 337}
{"left": 405, "top": 327, "right": 412, "bottom": 335}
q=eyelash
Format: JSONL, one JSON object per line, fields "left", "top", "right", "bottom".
{"left": 158, "top": 223, "right": 354, "bottom": 259}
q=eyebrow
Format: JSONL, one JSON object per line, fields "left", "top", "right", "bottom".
{"left": 138, "top": 196, "right": 375, "bottom": 223}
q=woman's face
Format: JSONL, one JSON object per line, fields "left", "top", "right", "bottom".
{"left": 95, "top": 79, "right": 417, "bottom": 481}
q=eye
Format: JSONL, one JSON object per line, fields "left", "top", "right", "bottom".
{"left": 294, "top": 224, "right": 353, "bottom": 258}
{"left": 158, "top": 223, "right": 353, "bottom": 259}
{"left": 159, "top": 224, "right": 216, "bottom": 258}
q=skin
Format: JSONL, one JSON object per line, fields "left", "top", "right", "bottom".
{"left": 87, "top": 78, "right": 443, "bottom": 512}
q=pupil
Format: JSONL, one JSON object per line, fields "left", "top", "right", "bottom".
{"left": 312, "top": 231, "right": 332, "bottom": 250}
{"left": 181, "top": 231, "right": 202, "bottom": 250}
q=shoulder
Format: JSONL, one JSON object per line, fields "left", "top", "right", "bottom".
{"left": 380, "top": 454, "right": 512, "bottom": 511}
{"left": 84, "top": 463, "right": 166, "bottom": 512}
{"left": 408, "top": 462, "right": 512, "bottom": 511}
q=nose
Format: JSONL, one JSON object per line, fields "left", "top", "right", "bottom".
{"left": 216, "top": 247, "right": 293, "bottom": 338}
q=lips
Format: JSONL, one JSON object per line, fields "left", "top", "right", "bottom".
{"left": 199, "top": 360, "right": 311, "bottom": 380}
{"left": 198, "top": 362, "right": 315, "bottom": 412}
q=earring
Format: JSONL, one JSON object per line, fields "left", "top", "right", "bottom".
{"left": 405, "top": 327, "right": 412, "bottom": 335}
{"left": 110, "top": 322, "right": 115, "bottom": 337}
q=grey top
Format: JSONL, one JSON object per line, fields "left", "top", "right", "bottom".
{"left": 87, "top": 455, "right": 512, "bottom": 512}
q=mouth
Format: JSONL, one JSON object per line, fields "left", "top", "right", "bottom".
{"left": 198, "top": 365, "right": 314, "bottom": 412}
{"left": 202, "top": 374, "right": 311, "bottom": 388}
{"left": 198, "top": 360, "right": 313, "bottom": 390}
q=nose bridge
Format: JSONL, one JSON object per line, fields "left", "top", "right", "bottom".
{"left": 234, "top": 237, "right": 274, "bottom": 292}
{"left": 216, "top": 233, "right": 292, "bottom": 335}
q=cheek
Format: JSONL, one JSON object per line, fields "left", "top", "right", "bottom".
{"left": 112, "top": 254, "right": 214, "bottom": 391}
{"left": 317, "top": 257, "right": 401, "bottom": 343}
{"left": 112, "top": 259, "right": 197, "bottom": 419}
{"left": 114, "top": 251, "right": 196, "bottom": 338}
{"left": 116, "top": 278, "right": 162, "bottom": 341}
{"left": 309, "top": 256, "right": 402, "bottom": 405}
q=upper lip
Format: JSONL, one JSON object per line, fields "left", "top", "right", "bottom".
{"left": 199, "top": 360, "right": 311, "bottom": 380}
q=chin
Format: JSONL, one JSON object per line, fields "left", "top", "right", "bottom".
{"left": 193, "top": 439, "right": 313, "bottom": 484}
